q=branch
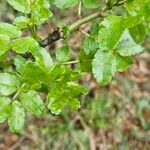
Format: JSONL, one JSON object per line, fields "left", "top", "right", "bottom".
{"left": 69, "top": 11, "right": 106, "bottom": 32}
{"left": 40, "top": 29, "right": 62, "bottom": 47}
{"left": 62, "top": 60, "right": 79, "bottom": 65}
{"left": 40, "top": 0, "right": 126, "bottom": 47}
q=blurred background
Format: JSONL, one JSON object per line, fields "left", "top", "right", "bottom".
{"left": 0, "top": 0, "right": 150, "bottom": 149}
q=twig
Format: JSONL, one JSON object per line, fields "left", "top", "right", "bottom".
{"left": 8, "top": 134, "right": 26, "bottom": 150}
{"left": 62, "top": 60, "right": 79, "bottom": 65}
{"left": 40, "top": 0, "right": 126, "bottom": 47}
{"left": 69, "top": 10, "right": 106, "bottom": 32}
{"left": 80, "top": 117, "right": 96, "bottom": 150}
{"left": 12, "top": 83, "right": 25, "bottom": 100}
{"left": 79, "top": 30, "right": 91, "bottom": 37}
{"left": 78, "top": 1, "right": 82, "bottom": 19}
{"left": 40, "top": 28, "right": 62, "bottom": 47}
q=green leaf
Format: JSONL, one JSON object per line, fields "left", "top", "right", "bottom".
{"left": 23, "top": 63, "right": 68, "bottom": 85}
{"left": 67, "top": 82, "right": 88, "bottom": 95}
{"left": 13, "top": 16, "right": 29, "bottom": 29}
{"left": 0, "top": 34, "right": 10, "bottom": 56}
{"left": 13, "top": 55, "right": 26, "bottom": 74}
{"left": 68, "top": 98, "right": 81, "bottom": 110}
{"left": 0, "top": 97, "right": 11, "bottom": 123}
{"left": 123, "top": 14, "right": 143, "bottom": 29}
{"left": 0, "top": 23, "right": 22, "bottom": 38}
{"left": 54, "top": 0, "right": 79, "bottom": 9}
{"left": 92, "top": 51, "right": 117, "bottom": 85}
{"left": 30, "top": 0, "right": 53, "bottom": 25}
{"left": 20, "top": 82, "right": 41, "bottom": 92}
{"left": 20, "top": 91, "right": 46, "bottom": 116}
{"left": 47, "top": 81, "right": 87, "bottom": 114}
{"left": 125, "top": 0, "right": 148, "bottom": 16}
{"left": 0, "top": 73, "right": 20, "bottom": 96}
{"left": 98, "top": 15, "right": 124, "bottom": 51}
{"left": 143, "top": 2, "right": 150, "bottom": 23}
{"left": 56, "top": 45, "right": 71, "bottom": 62}
{"left": 115, "top": 54, "right": 133, "bottom": 72}
{"left": 83, "top": 37, "right": 98, "bottom": 55}
{"left": 46, "top": 66, "right": 86, "bottom": 114}
{"left": 0, "top": 97, "right": 11, "bottom": 113}
{"left": 90, "top": 21, "right": 99, "bottom": 36}
{"left": 78, "top": 50, "right": 93, "bottom": 72}
{"left": 47, "top": 84, "right": 66, "bottom": 115}
{"left": 8, "top": 101, "right": 25, "bottom": 133}
{"left": 116, "top": 30, "right": 144, "bottom": 56}
{"left": 22, "top": 61, "right": 50, "bottom": 83}
{"left": 32, "top": 8, "right": 53, "bottom": 25}
{"left": 7, "top": 0, "right": 31, "bottom": 14}
{"left": 12, "top": 39, "right": 53, "bottom": 72}
{"left": 11, "top": 37, "right": 39, "bottom": 53}
{"left": 48, "top": 63, "right": 65, "bottom": 83}
{"left": 49, "top": 65, "right": 79, "bottom": 86}
{"left": 98, "top": 14, "right": 143, "bottom": 51}
{"left": 129, "top": 23, "right": 146, "bottom": 43}
{"left": 83, "top": 0, "right": 101, "bottom": 9}
{"left": 61, "top": 66, "right": 79, "bottom": 82}
{"left": 31, "top": 47, "right": 53, "bottom": 71}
